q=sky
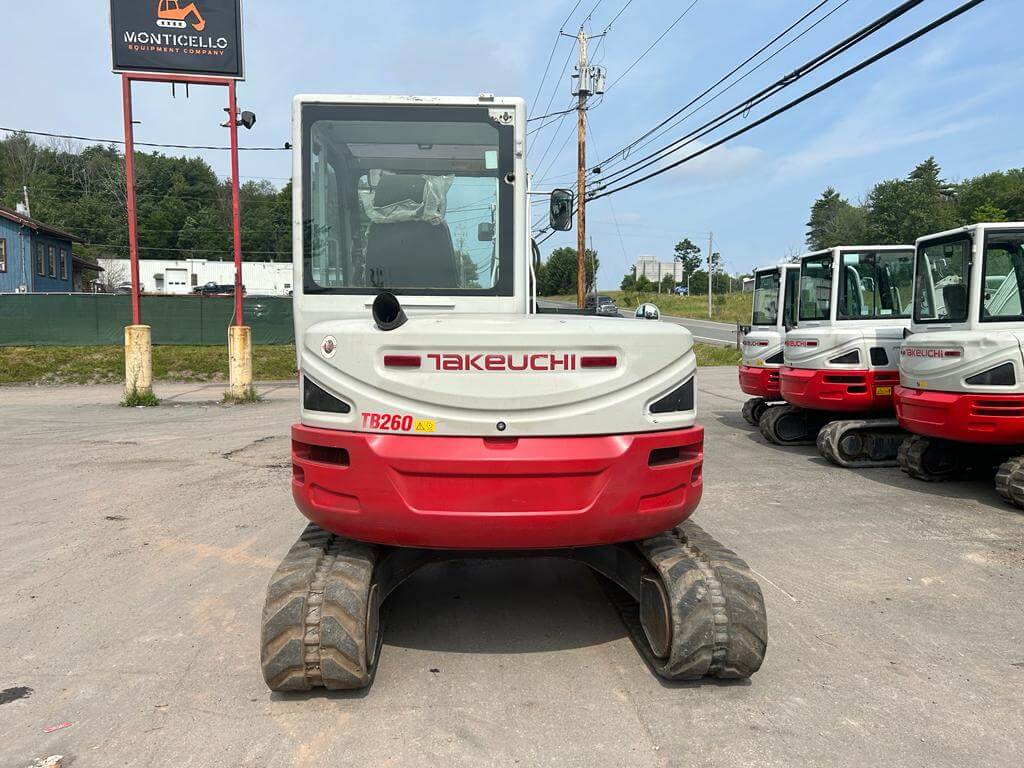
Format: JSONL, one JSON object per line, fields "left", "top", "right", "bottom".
{"left": 3, "top": 0, "right": 1021, "bottom": 289}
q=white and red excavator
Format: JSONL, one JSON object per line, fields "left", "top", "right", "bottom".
{"left": 257, "top": 94, "right": 767, "bottom": 691}
{"left": 896, "top": 222, "right": 1024, "bottom": 508}
{"left": 739, "top": 261, "right": 801, "bottom": 425}
{"left": 759, "top": 245, "right": 915, "bottom": 468}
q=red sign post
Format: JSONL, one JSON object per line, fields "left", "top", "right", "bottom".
{"left": 119, "top": 72, "right": 246, "bottom": 327}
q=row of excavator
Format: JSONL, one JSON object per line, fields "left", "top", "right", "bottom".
{"left": 740, "top": 221, "right": 1024, "bottom": 509}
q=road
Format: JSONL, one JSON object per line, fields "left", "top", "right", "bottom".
{"left": 538, "top": 299, "right": 738, "bottom": 346}
{"left": 1, "top": 374, "right": 1022, "bottom": 767}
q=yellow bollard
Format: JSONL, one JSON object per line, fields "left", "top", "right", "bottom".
{"left": 228, "top": 325, "right": 254, "bottom": 400}
{"left": 123, "top": 324, "right": 154, "bottom": 404}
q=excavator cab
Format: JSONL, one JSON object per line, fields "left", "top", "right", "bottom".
{"left": 896, "top": 223, "right": 1024, "bottom": 505}
{"left": 738, "top": 261, "right": 800, "bottom": 424}
{"left": 758, "top": 245, "right": 916, "bottom": 468}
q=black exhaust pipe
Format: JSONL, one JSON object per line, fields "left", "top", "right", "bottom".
{"left": 372, "top": 292, "right": 407, "bottom": 331}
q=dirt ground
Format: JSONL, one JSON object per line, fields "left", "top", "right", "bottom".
{"left": 1, "top": 369, "right": 1021, "bottom": 767}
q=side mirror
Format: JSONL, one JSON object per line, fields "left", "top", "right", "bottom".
{"left": 549, "top": 188, "right": 574, "bottom": 232}
{"left": 477, "top": 222, "right": 495, "bottom": 242}
{"left": 635, "top": 303, "right": 660, "bottom": 321}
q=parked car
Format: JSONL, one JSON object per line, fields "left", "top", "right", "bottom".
{"left": 673, "top": 286, "right": 688, "bottom": 296}
{"left": 585, "top": 295, "right": 620, "bottom": 316}
{"left": 115, "top": 281, "right": 143, "bottom": 294}
{"left": 193, "top": 282, "right": 246, "bottom": 296}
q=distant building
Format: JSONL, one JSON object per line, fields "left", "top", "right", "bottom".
{"left": 0, "top": 204, "right": 94, "bottom": 293}
{"left": 634, "top": 255, "right": 684, "bottom": 283}
{"left": 742, "top": 276, "right": 755, "bottom": 292}
{"left": 99, "top": 258, "right": 294, "bottom": 296}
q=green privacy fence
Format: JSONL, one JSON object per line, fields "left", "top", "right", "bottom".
{"left": 0, "top": 294, "right": 295, "bottom": 346}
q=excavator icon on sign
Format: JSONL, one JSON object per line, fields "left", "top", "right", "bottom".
{"left": 156, "top": 0, "right": 206, "bottom": 31}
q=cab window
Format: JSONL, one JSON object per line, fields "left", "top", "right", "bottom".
{"left": 980, "top": 231, "right": 1024, "bottom": 322}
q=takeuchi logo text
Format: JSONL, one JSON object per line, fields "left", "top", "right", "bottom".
{"left": 901, "top": 347, "right": 962, "bottom": 358}
{"left": 426, "top": 353, "right": 577, "bottom": 372}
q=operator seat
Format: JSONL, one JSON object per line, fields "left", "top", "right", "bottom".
{"left": 942, "top": 283, "right": 967, "bottom": 320}
{"left": 364, "top": 174, "right": 458, "bottom": 289}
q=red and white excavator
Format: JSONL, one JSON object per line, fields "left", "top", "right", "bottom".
{"left": 258, "top": 94, "right": 767, "bottom": 691}
{"left": 739, "top": 261, "right": 800, "bottom": 425}
{"left": 896, "top": 222, "right": 1024, "bottom": 508}
{"left": 759, "top": 245, "right": 915, "bottom": 467}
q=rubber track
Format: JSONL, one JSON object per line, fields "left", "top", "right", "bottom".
{"left": 816, "top": 419, "right": 903, "bottom": 469}
{"left": 260, "top": 524, "right": 379, "bottom": 691}
{"left": 606, "top": 520, "right": 768, "bottom": 680}
{"left": 994, "top": 456, "right": 1024, "bottom": 508}
{"left": 759, "top": 404, "right": 816, "bottom": 446}
{"left": 898, "top": 434, "right": 952, "bottom": 481}
{"left": 741, "top": 398, "right": 767, "bottom": 427}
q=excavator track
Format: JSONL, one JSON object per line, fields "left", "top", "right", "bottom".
{"left": 601, "top": 520, "right": 767, "bottom": 680}
{"left": 260, "top": 524, "right": 382, "bottom": 691}
{"left": 994, "top": 456, "right": 1024, "bottom": 509}
{"left": 741, "top": 397, "right": 769, "bottom": 427}
{"left": 816, "top": 419, "right": 904, "bottom": 468}
{"left": 758, "top": 404, "right": 822, "bottom": 446}
{"left": 897, "top": 434, "right": 963, "bottom": 481}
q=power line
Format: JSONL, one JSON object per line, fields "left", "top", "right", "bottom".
{"left": 592, "top": 0, "right": 928, "bottom": 191}
{"left": 604, "top": 0, "right": 702, "bottom": 92}
{"left": 527, "top": 105, "right": 579, "bottom": 132}
{"left": 590, "top": 0, "right": 987, "bottom": 201}
{"left": 0, "top": 126, "right": 289, "bottom": 151}
{"left": 586, "top": 122, "right": 630, "bottom": 271}
{"left": 601, "top": 0, "right": 637, "bottom": 32}
{"left": 592, "top": 0, "right": 839, "bottom": 173}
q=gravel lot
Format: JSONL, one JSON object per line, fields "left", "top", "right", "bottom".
{"left": 1, "top": 368, "right": 1021, "bottom": 767}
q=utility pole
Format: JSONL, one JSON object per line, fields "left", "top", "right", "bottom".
{"left": 21, "top": 186, "right": 30, "bottom": 217}
{"left": 575, "top": 27, "right": 588, "bottom": 309}
{"left": 568, "top": 27, "right": 605, "bottom": 309}
{"left": 707, "top": 231, "right": 713, "bottom": 318}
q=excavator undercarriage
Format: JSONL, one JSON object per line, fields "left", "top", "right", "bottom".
{"left": 260, "top": 521, "right": 768, "bottom": 690}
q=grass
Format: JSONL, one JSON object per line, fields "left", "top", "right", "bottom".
{"left": 548, "top": 290, "right": 753, "bottom": 326}
{"left": 694, "top": 343, "right": 741, "bottom": 366}
{"left": 222, "top": 386, "right": 263, "bottom": 405}
{"left": 120, "top": 388, "right": 160, "bottom": 407}
{"left": 0, "top": 345, "right": 298, "bottom": 386}
{"left": 0, "top": 339, "right": 738, "bottom": 386}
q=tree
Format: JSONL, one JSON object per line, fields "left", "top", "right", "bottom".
{"left": 806, "top": 187, "right": 869, "bottom": 249}
{"left": 955, "top": 169, "right": 1024, "bottom": 222}
{"left": 866, "top": 157, "right": 957, "bottom": 243}
{"left": 620, "top": 267, "right": 637, "bottom": 291}
{"left": 672, "top": 238, "right": 702, "bottom": 279}
{"left": 969, "top": 201, "right": 1008, "bottom": 224}
{"left": 660, "top": 273, "right": 676, "bottom": 293}
{"left": 97, "top": 258, "right": 129, "bottom": 291}
{"left": 688, "top": 270, "right": 708, "bottom": 295}
{"left": 537, "top": 247, "right": 599, "bottom": 296}
{"left": 635, "top": 275, "right": 653, "bottom": 292}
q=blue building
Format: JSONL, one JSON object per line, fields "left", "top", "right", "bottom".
{"left": 0, "top": 204, "right": 84, "bottom": 293}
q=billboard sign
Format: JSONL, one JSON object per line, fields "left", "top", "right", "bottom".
{"left": 110, "top": 0, "right": 244, "bottom": 79}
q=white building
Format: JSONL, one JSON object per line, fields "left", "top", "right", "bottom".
{"left": 634, "top": 255, "right": 684, "bottom": 283}
{"left": 99, "top": 258, "right": 293, "bottom": 296}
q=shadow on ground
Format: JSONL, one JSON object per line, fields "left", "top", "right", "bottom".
{"left": 383, "top": 558, "right": 627, "bottom": 654}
